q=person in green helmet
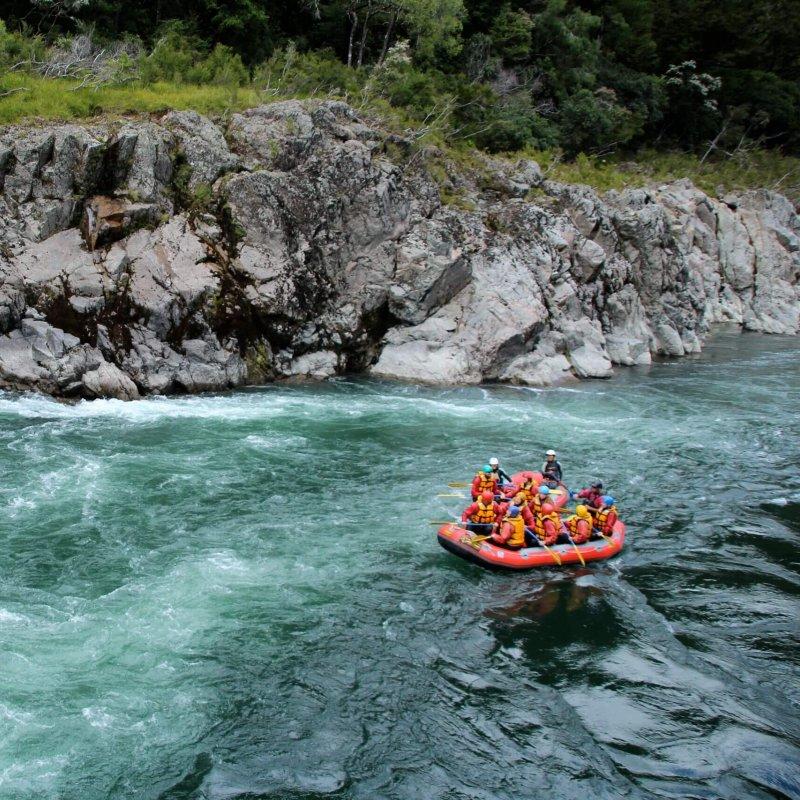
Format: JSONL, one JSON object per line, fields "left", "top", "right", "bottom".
{"left": 471, "top": 464, "right": 499, "bottom": 500}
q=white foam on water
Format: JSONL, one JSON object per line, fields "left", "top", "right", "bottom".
{"left": 81, "top": 707, "right": 114, "bottom": 729}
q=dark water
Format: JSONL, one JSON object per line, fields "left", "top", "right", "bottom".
{"left": 1, "top": 329, "right": 799, "bottom": 800}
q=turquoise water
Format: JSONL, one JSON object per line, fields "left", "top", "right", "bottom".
{"left": 1, "top": 330, "right": 799, "bottom": 800}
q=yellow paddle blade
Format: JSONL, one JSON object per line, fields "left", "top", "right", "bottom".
{"left": 437, "top": 493, "right": 465, "bottom": 498}
{"left": 447, "top": 482, "right": 469, "bottom": 488}
{"left": 541, "top": 543, "right": 562, "bottom": 566}
{"left": 429, "top": 520, "right": 459, "bottom": 525}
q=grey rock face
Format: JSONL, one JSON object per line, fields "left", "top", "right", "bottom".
{"left": 0, "top": 101, "right": 797, "bottom": 399}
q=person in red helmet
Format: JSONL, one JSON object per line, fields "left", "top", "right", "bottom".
{"left": 530, "top": 502, "right": 562, "bottom": 547}
{"left": 471, "top": 465, "right": 499, "bottom": 500}
{"left": 504, "top": 490, "right": 535, "bottom": 528}
{"left": 461, "top": 490, "right": 502, "bottom": 534}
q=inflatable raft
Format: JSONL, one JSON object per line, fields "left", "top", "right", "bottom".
{"left": 437, "top": 518, "right": 625, "bottom": 571}
{"left": 438, "top": 471, "right": 624, "bottom": 570}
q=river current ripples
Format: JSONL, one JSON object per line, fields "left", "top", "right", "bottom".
{"left": 0, "top": 329, "right": 798, "bottom": 800}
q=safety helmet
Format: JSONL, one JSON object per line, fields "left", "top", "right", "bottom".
{"left": 482, "top": 464, "right": 492, "bottom": 473}
{"left": 489, "top": 457, "right": 499, "bottom": 466}
{"left": 576, "top": 505, "right": 591, "bottom": 519}
{"left": 591, "top": 481, "right": 603, "bottom": 489}
{"left": 538, "top": 485, "right": 550, "bottom": 496}
{"left": 602, "top": 495, "right": 615, "bottom": 505}
{"left": 481, "top": 490, "right": 493, "bottom": 503}
{"left": 546, "top": 449, "right": 556, "bottom": 456}
{"left": 509, "top": 505, "right": 520, "bottom": 517}
{"left": 542, "top": 502, "right": 554, "bottom": 515}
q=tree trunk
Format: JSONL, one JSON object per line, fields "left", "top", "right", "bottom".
{"left": 356, "top": 1, "right": 372, "bottom": 68}
{"left": 378, "top": 10, "right": 397, "bottom": 64}
{"left": 347, "top": 9, "right": 358, "bottom": 68}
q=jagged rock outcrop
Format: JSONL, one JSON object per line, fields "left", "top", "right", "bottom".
{"left": 0, "top": 100, "right": 797, "bottom": 399}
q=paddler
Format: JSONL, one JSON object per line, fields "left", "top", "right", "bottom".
{"left": 461, "top": 490, "right": 503, "bottom": 534}
{"left": 489, "top": 505, "right": 526, "bottom": 550}
{"left": 529, "top": 484, "right": 550, "bottom": 515}
{"left": 542, "top": 449, "right": 563, "bottom": 486}
{"left": 503, "top": 490, "right": 535, "bottom": 528}
{"left": 593, "top": 495, "right": 618, "bottom": 535}
{"left": 488, "top": 457, "right": 512, "bottom": 486}
{"left": 471, "top": 464, "right": 499, "bottom": 500}
{"left": 574, "top": 481, "right": 604, "bottom": 508}
{"left": 564, "top": 504, "right": 593, "bottom": 544}
{"left": 529, "top": 501, "right": 561, "bottom": 546}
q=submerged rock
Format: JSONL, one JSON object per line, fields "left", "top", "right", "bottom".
{"left": 0, "top": 101, "right": 797, "bottom": 399}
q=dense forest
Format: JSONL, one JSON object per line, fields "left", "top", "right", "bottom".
{"left": 1, "top": 0, "right": 799, "bottom": 159}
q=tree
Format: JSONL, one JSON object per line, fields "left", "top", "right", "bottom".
{"left": 490, "top": 5, "right": 532, "bottom": 66}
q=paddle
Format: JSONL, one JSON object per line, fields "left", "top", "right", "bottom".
{"left": 429, "top": 520, "right": 464, "bottom": 526}
{"left": 437, "top": 493, "right": 465, "bottom": 498}
{"left": 561, "top": 529, "right": 586, "bottom": 566}
{"left": 525, "top": 527, "right": 562, "bottom": 566}
{"left": 447, "top": 482, "right": 469, "bottom": 489}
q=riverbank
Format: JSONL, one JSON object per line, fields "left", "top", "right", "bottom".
{"left": 0, "top": 99, "right": 798, "bottom": 400}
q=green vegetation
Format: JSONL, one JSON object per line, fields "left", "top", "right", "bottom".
{"left": 0, "top": 0, "right": 798, "bottom": 197}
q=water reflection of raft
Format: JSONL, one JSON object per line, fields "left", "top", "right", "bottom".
{"left": 437, "top": 519, "right": 625, "bottom": 571}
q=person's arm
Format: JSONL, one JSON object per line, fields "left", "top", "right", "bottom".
{"left": 542, "top": 519, "right": 558, "bottom": 546}
{"left": 499, "top": 468, "right": 512, "bottom": 483}
{"left": 461, "top": 503, "right": 476, "bottom": 523}
{"left": 470, "top": 476, "right": 480, "bottom": 498}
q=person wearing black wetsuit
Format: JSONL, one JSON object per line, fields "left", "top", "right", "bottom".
{"left": 489, "top": 457, "right": 512, "bottom": 485}
{"left": 542, "top": 449, "right": 563, "bottom": 484}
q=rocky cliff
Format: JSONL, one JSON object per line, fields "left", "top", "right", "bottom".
{"left": 0, "top": 100, "right": 798, "bottom": 399}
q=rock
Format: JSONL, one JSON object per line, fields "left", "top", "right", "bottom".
{"left": 162, "top": 110, "right": 240, "bottom": 190}
{"left": 81, "top": 195, "right": 160, "bottom": 250}
{"left": 0, "top": 100, "right": 797, "bottom": 399}
{"left": 286, "top": 350, "right": 338, "bottom": 380}
{"left": 501, "top": 352, "right": 575, "bottom": 386}
{"left": 568, "top": 344, "right": 613, "bottom": 378}
{"left": 81, "top": 362, "right": 140, "bottom": 400}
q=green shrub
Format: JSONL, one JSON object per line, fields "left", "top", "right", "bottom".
{"left": 189, "top": 44, "right": 248, "bottom": 86}
{"left": 254, "top": 46, "right": 362, "bottom": 98}
{"left": 558, "top": 87, "right": 640, "bottom": 155}
{"left": 139, "top": 24, "right": 201, "bottom": 85}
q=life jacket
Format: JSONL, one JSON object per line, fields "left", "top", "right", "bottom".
{"left": 474, "top": 472, "right": 497, "bottom": 494}
{"left": 595, "top": 505, "right": 618, "bottom": 533}
{"left": 532, "top": 510, "right": 561, "bottom": 539}
{"left": 501, "top": 514, "right": 526, "bottom": 548}
{"left": 566, "top": 515, "right": 580, "bottom": 535}
{"left": 530, "top": 494, "right": 544, "bottom": 515}
{"left": 470, "top": 499, "right": 496, "bottom": 524}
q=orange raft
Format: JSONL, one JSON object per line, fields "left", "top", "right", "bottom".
{"left": 438, "top": 471, "right": 624, "bottom": 570}
{"left": 437, "top": 519, "right": 625, "bottom": 571}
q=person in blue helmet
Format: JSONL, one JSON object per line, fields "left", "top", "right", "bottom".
{"left": 530, "top": 484, "right": 550, "bottom": 516}
{"left": 490, "top": 505, "right": 526, "bottom": 549}
{"left": 592, "top": 495, "right": 618, "bottom": 536}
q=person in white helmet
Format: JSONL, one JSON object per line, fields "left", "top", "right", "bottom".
{"left": 541, "top": 449, "right": 562, "bottom": 485}
{"left": 488, "top": 457, "right": 512, "bottom": 485}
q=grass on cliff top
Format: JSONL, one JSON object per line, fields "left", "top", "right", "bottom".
{"left": 2, "top": 72, "right": 798, "bottom": 202}
{"left": 532, "top": 150, "right": 800, "bottom": 202}
{"left": 0, "top": 72, "right": 261, "bottom": 123}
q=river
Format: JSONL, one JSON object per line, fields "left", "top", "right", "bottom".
{"left": 1, "top": 329, "right": 798, "bottom": 800}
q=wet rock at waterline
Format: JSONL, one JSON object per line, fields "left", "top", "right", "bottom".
{"left": 0, "top": 101, "right": 798, "bottom": 399}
